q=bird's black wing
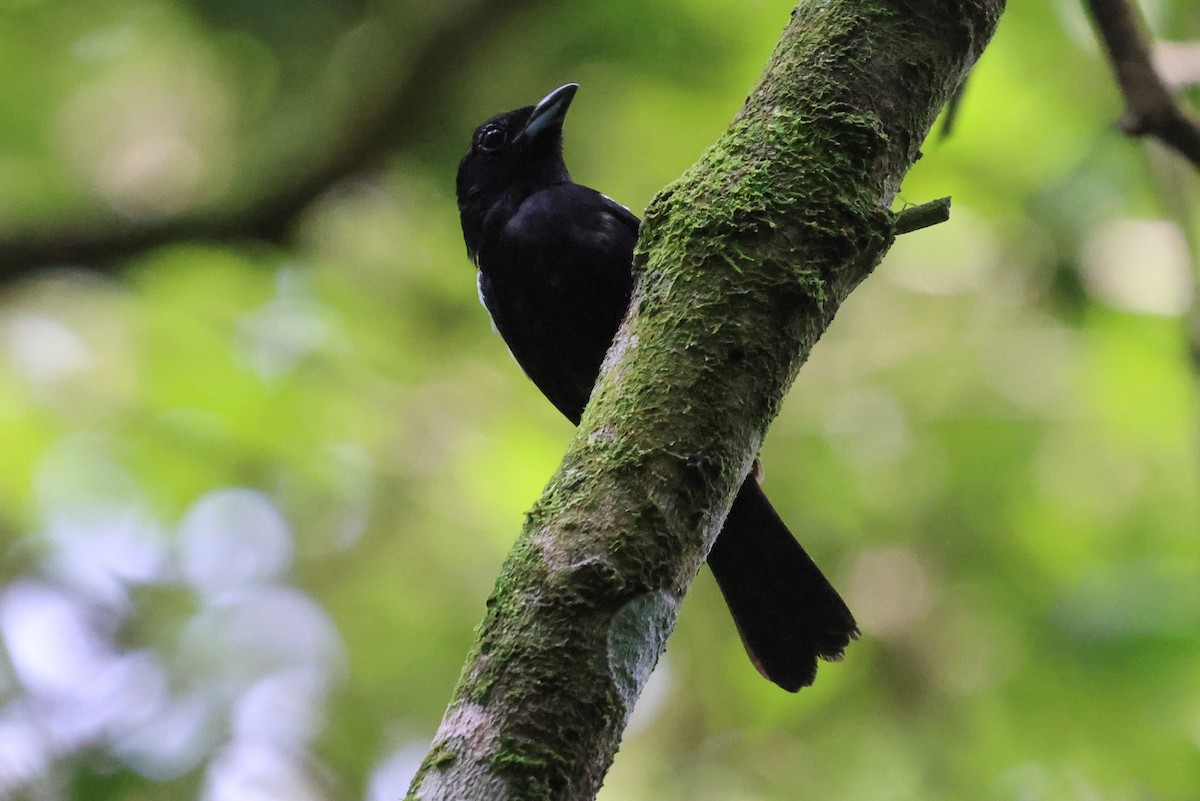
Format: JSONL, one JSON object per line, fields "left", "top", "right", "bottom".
{"left": 480, "top": 182, "right": 639, "bottom": 424}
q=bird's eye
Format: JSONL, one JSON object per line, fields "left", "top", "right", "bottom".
{"left": 477, "top": 125, "right": 507, "bottom": 152}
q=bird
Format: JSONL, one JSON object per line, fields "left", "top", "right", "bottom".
{"left": 456, "top": 83, "right": 857, "bottom": 692}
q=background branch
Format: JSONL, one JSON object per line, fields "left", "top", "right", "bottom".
{"left": 0, "top": 0, "right": 542, "bottom": 281}
{"left": 1084, "top": 0, "right": 1200, "bottom": 167}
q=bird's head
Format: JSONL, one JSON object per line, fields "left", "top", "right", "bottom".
{"left": 456, "top": 84, "right": 578, "bottom": 256}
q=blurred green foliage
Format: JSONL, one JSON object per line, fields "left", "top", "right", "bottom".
{"left": 0, "top": 0, "right": 1198, "bottom": 799}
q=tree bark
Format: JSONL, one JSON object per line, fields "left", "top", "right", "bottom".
{"left": 407, "top": 1, "right": 1004, "bottom": 800}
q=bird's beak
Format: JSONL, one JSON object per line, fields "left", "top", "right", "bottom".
{"left": 515, "top": 83, "right": 579, "bottom": 142}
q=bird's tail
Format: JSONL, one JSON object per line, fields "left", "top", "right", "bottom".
{"left": 706, "top": 476, "right": 858, "bottom": 692}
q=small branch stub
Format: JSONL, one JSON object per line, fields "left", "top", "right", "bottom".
{"left": 893, "top": 196, "right": 952, "bottom": 235}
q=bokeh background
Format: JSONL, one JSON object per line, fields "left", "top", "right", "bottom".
{"left": 1, "top": 0, "right": 1198, "bottom": 799}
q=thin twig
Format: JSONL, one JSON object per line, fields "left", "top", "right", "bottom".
{"left": 939, "top": 75, "right": 968, "bottom": 139}
{"left": 1084, "top": 0, "right": 1200, "bottom": 168}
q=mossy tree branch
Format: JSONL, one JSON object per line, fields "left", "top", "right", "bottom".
{"left": 407, "top": 1, "right": 1004, "bottom": 800}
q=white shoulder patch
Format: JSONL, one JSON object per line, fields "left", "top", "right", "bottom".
{"left": 601, "top": 193, "right": 632, "bottom": 213}
{"left": 477, "top": 271, "right": 499, "bottom": 333}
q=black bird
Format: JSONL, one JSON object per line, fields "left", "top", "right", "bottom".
{"left": 456, "top": 83, "right": 857, "bottom": 691}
